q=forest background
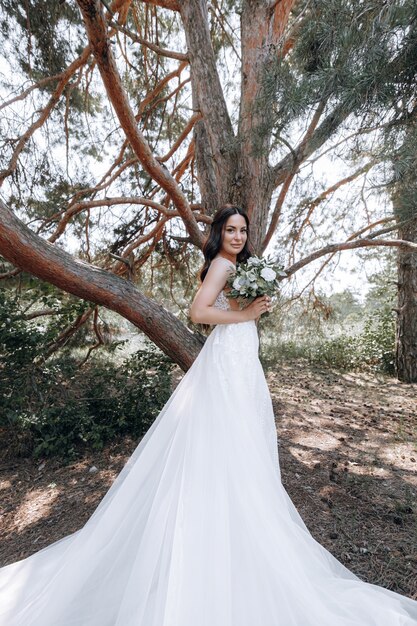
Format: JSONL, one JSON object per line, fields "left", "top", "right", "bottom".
{"left": 1, "top": 0, "right": 416, "bottom": 455}
{"left": 0, "top": 0, "right": 416, "bottom": 596}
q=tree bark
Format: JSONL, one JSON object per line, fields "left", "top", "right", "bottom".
{"left": 179, "top": 0, "right": 238, "bottom": 212}
{"left": 0, "top": 200, "right": 203, "bottom": 371}
{"left": 239, "top": 0, "right": 296, "bottom": 251}
{"left": 395, "top": 214, "right": 417, "bottom": 383}
{"left": 182, "top": 0, "right": 296, "bottom": 246}
{"left": 139, "top": 0, "right": 179, "bottom": 9}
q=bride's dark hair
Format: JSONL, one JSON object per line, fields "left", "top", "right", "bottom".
{"left": 200, "top": 205, "right": 253, "bottom": 281}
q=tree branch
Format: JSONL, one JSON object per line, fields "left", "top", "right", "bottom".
{"left": 48, "top": 197, "right": 166, "bottom": 241}
{"left": 77, "top": 306, "right": 105, "bottom": 367}
{"left": 262, "top": 172, "right": 295, "bottom": 252}
{"left": 284, "top": 237, "right": 417, "bottom": 278}
{"left": 109, "top": 19, "right": 188, "bottom": 61}
{"left": 262, "top": 100, "right": 327, "bottom": 252}
{"left": 0, "top": 47, "right": 91, "bottom": 187}
{"left": 0, "top": 267, "right": 21, "bottom": 280}
{"left": 271, "top": 102, "right": 352, "bottom": 190}
{"left": 77, "top": 0, "right": 204, "bottom": 248}
{"left": 0, "top": 73, "right": 66, "bottom": 112}
{"left": 43, "top": 308, "right": 94, "bottom": 360}
{"left": 288, "top": 162, "right": 376, "bottom": 260}
{"left": 23, "top": 308, "right": 67, "bottom": 320}
{"left": 0, "top": 199, "right": 203, "bottom": 370}
{"left": 158, "top": 112, "right": 202, "bottom": 163}
{"left": 367, "top": 216, "right": 417, "bottom": 240}
{"left": 138, "top": 0, "right": 179, "bottom": 9}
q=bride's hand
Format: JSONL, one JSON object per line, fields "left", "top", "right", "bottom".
{"left": 242, "top": 295, "right": 271, "bottom": 321}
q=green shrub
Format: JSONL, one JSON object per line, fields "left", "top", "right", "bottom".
{"left": 0, "top": 289, "right": 173, "bottom": 459}
{"left": 118, "top": 346, "right": 174, "bottom": 437}
{"left": 301, "top": 308, "right": 394, "bottom": 373}
{"left": 261, "top": 306, "right": 395, "bottom": 374}
{"left": 355, "top": 306, "right": 395, "bottom": 375}
{"left": 1, "top": 346, "right": 173, "bottom": 460}
{"left": 306, "top": 335, "right": 359, "bottom": 370}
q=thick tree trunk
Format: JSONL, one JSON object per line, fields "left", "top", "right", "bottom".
{"left": 182, "top": 0, "right": 296, "bottom": 246}
{"left": 238, "top": 0, "right": 295, "bottom": 252}
{"left": 395, "top": 214, "right": 417, "bottom": 382}
{"left": 0, "top": 200, "right": 203, "bottom": 371}
{"left": 180, "top": 0, "right": 238, "bottom": 212}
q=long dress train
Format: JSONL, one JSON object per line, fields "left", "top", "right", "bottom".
{"left": 0, "top": 268, "right": 417, "bottom": 625}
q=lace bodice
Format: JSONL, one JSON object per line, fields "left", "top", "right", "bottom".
{"left": 213, "top": 290, "right": 230, "bottom": 311}
{"left": 211, "top": 256, "right": 235, "bottom": 312}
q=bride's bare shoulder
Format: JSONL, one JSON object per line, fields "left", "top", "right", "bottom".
{"left": 210, "top": 256, "right": 236, "bottom": 284}
{"left": 203, "top": 257, "right": 234, "bottom": 286}
{"left": 211, "top": 256, "right": 235, "bottom": 271}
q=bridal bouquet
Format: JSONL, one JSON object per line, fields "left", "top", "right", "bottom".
{"left": 225, "top": 256, "right": 287, "bottom": 305}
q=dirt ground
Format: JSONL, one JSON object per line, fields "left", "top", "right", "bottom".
{"left": 0, "top": 360, "right": 416, "bottom": 600}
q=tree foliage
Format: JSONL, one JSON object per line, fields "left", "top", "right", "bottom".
{"left": 0, "top": 0, "right": 416, "bottom": 375}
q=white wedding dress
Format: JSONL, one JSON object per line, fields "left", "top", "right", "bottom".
{"left": 1, "top": 257, "right": 417, "bottom": 625}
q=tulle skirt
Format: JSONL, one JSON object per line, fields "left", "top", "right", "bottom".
{"left": 1, "top": 320, "right": 416, "bottom": 625}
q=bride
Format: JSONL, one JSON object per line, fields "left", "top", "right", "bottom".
{"left": 0, "top": 205, "right": 416, "bottom": 625}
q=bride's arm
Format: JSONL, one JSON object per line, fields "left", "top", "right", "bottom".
{"left": 190, "top": 261, "right": 269, "bottom": 325}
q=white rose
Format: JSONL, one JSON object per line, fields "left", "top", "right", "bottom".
{"left": 260, "top": 267, "right": 276, "bottom": 282}
{"left": 233, "top": 278, "right": 241, "bottom": 290}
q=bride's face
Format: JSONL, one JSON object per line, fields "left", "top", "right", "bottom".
{"left": 221, "top": 214, "right": 248, "bottom": 256}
